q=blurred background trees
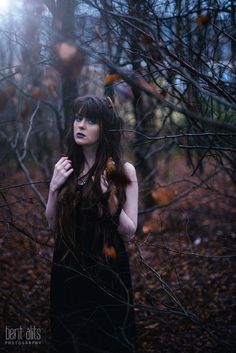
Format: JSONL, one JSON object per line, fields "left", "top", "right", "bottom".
{"left": 0, "top": 0, "right": 235, "bottom": 352}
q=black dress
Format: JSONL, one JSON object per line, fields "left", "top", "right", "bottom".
{"left": 50, "top": 182, "right": 136, "bottom": 353}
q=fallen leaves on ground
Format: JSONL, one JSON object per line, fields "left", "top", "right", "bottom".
{"left": 0, "top": 154, "right": 235, "bottom": 352}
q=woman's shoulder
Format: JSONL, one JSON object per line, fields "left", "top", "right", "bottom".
{"left": 122, "top": 161, "right": 137, "bottom": 179}
{"left": 121, "top": 159, "right": 135, "bottom": 168}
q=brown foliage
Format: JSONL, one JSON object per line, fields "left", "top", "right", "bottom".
{"left": 0, "top": 155, "right": 235, "bottom": 352}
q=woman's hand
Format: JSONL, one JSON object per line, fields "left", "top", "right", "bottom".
{"left": 49, "top": 156, "right": 74, "bottom": 192}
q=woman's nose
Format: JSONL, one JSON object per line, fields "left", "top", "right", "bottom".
{"left": 78, "top": 118, "right": 86, "bottom": 128}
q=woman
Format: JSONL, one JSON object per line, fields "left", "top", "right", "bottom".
{"left": 46, "top": 95, "right": 138, "bottom": 353}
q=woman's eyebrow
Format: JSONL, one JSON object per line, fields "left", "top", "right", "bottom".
{"left": 75, "top": 113, "right": 85, "bottom": 118}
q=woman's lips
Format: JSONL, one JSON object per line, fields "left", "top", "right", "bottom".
{"left": 76, "top": 132, "right": 86, "bottom": 138}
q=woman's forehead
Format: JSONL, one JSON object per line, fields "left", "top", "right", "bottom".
{"left": 76, "top": 104, "right": 99, "bottom": 117}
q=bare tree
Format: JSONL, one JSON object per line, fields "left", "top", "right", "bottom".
{"left": 0, "top": 1, "right": 236, "bottom": 352}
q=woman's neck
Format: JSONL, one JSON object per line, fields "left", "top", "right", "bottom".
{"left": 82, "top": 145, "right": 97, "bottom": 170}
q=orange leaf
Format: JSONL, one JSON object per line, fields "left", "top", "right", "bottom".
{"left": 138, "top": 80, "right": 157, "bottom": 93}
{"left": 105, "top": 157, "right": 131, "bottom": 187}
{"left": 103, "top": 244, "right": 117, "bottom": 259}
{"left": 151, "top": 187, "right": 174, "bottom": 205}
{"left": 106, "top": 157, "right": 116, "bottom": 175}
{"left": 142, "top": 218, "right": 159, "bottom": 234}
{"left": 104, "top": 73, "right": 121, "bottom": 84}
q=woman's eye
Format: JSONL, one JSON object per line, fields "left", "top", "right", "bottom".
{"left": 75, "top": 114, "right": 83, "bottom": 122}
{"left": 88, "top": 118, "right": 97, "bottom": 124}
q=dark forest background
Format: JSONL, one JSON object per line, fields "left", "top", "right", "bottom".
{"left": 0, "top": 0, "right": 236, "bottom": 352}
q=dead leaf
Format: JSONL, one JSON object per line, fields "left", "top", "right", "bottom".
{"left": 104, "top": 73, "right": 121, "bottom": 84}
{"left": 142, "top": 218, "right": 159, "bottom": 234}
{"left": 138, "top": 80, "right": 157, "bottom": 93}
{"left": 106, "top": 158, "right": 131, "bottom": 187}
{"left": 197, "top": 15, "right": 210, "bottom": 26}
{"left": 103, "top": 244, "right": 117, "bottom": 259}
{"left": 27, "top": 84, "right": 47, "bottom": 100}
{"left": 106, "top": 157, "right": 116, "bottom": 175}
{"left": 151, "top": 187, "right": 174, "bottom": 205}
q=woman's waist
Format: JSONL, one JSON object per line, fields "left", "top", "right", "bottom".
{"left": 53, "top": 235, "right": 127, "bottom": 264}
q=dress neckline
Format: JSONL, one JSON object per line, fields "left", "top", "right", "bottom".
{"left": 76, "top": 183, "right": 85, "bottom": 189}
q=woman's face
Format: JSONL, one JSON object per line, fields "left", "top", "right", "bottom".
{"left": 73, "top": 114, "right": 100, "bottom": 146}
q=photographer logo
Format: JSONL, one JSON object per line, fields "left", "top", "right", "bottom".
{"left": 5, "top": 325, "right": 41, "bottom": 345}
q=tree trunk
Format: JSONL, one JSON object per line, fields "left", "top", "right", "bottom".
{"left": 56, "top": 0, "right": 78, "bottom": 136}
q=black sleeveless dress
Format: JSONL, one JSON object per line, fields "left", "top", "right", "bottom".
{"left": 50, "top": 182, "right": 136, "bottom": 353}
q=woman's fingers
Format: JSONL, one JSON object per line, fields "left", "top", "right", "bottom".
{"left": 56, "top": 157, "right": 72, "bottom": 171}
{"left": 56, "top": 156, "right": 68, "bottom": 166}
{"left": 61, "top": 162, "right": 73, "bottom": 175}
{"left": 50, "top": 156, "right": 73, "bottom": 192}
{"left": 60, "top": 158, "right": 72, "bottom": 167}
{"left": 55, "top": 156, "right": 73, "bottom": 178}
{"left": 64, "top": 167, "right": 74, "bottom": 176}
{"left": 56, "top": 156, "right": 71, "bottom": 166}
{"left": 62, "top": 161, "right": 72, "bottom": 171}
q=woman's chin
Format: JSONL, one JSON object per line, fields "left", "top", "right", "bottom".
{"left": 74, "top": 137, "right": 86, "bottom": 145}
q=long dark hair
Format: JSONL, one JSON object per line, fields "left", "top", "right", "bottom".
{"left": 55, "top": 96, "right": 130, "bottom": 263}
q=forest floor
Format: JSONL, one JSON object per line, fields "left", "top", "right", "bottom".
{"left": 0, "top": 154, "right": 236, "bottom": 353}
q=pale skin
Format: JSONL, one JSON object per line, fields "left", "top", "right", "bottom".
{"left": 45, "top": 116, "right": 138, "bottom": 241}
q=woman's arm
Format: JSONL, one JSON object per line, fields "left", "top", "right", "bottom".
{"left": 45, "top": 187, "right": 59, "bottom": 231}
{"left": 114, "top": 162, "right": 139, "bottom": 241}
{"left": 45, "top": 156, "right": 73, "bottom": 230}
